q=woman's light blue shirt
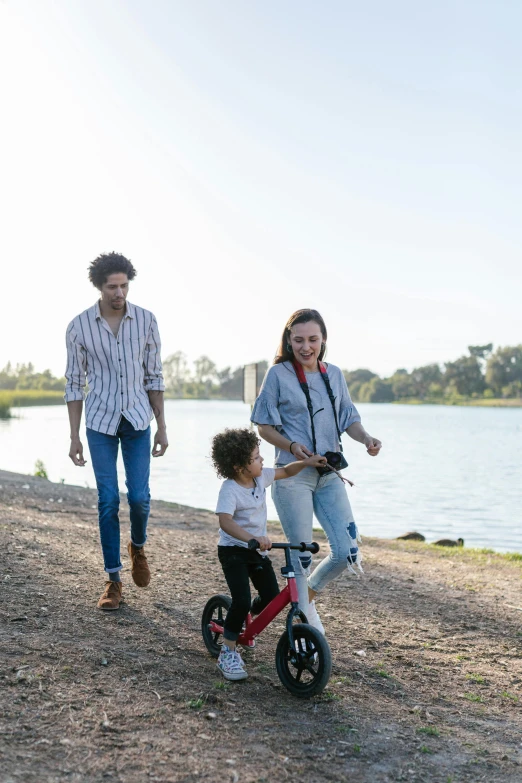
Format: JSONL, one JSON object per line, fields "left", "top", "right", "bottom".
{"left": 250, "top": 361, "right": 361, "bottom": 466}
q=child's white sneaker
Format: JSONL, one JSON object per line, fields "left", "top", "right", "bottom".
{"left": 306, "top": 601, "right": 325, "bottom": 636}
{"left": 217, "top": 645, "right": 248, "bottom": 681}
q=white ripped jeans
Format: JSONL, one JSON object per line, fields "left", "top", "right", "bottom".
{"left": 272, "top": 466, "right": 361, "bottom": 611}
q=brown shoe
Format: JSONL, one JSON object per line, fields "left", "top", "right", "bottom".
{"left": 97, "top": 581, "right": 123, "bottom": 611}
{"left": 127, "top": 542, "right": 151, "bottom": 587}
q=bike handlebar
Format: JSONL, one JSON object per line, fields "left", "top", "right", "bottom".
{"left": 247, "top": 539, "right": 320, "bottom": 554}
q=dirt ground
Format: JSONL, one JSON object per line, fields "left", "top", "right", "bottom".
{"left": 1, "top": 468, "right": 521, "bottom": 783}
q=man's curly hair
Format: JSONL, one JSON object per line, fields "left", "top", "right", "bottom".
{"left": 211, "top": 428, "right": 260, "bottom": 480}
{"left": 88, "top": 252, "right": 137, "bottom": 289}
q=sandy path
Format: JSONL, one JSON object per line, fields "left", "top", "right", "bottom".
{"left": 1, "top": 468, "right": 521, "bottom": 782}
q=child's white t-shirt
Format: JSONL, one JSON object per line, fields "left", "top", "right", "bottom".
{"left": 215, "top": 468, "right": 276, "bottom": 555}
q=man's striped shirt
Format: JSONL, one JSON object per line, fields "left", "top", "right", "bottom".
{"left": 64, "top": 301, "right": 165, "bottom": 435}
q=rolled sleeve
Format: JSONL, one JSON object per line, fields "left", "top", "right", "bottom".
{"left": 64, "top": 323, "right": 87, "bottom": 402}
{"left": 250, "top": 367, "right": 282, "bottom": 427}
{"left": 143, "top": 315, "right": 165, "bottom": 392}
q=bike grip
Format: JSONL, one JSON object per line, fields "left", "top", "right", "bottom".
{"left": 248, "top": 538, "right": 260, "bottom": 550}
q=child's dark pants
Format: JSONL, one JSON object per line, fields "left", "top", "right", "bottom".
{"left": 218, "top": 546, "right": 280, "bottom": 641}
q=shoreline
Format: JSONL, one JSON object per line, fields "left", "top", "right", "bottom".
{"left": 1, "top": 391, "right": 522, "bottom": 418}
{"left": 1, "top": 464, "right": 520, "bottom": 556}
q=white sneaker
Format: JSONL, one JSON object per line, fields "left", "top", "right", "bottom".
{"left": 217, "top": 645, "right": 248, "bottom": 681}
{"left": 305, "top": 601, "right": 325, "bottom": 636}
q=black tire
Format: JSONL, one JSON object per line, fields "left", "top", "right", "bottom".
{"left": 275, "top": 623, "right": 332, "bottom": 698}
{"left": 201, "top": 594, "right": 231, "bottom": 657}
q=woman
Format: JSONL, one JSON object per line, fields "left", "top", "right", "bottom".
{"left": 251, "top": 308, "right": 382, "bottom": 633}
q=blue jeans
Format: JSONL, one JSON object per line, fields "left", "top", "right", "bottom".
{"left": 86, "top": 417, "right": 151, "bottom": 574}
{"left": 272, "top": 466, "right": 360, "bottom": 610}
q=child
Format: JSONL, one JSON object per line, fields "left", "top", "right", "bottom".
{"left": 211, "top": 427, "right": 326, "bottom": 681}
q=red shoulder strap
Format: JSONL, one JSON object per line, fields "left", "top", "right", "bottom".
{"left": 292, "top": 359, "right": 327, "bottom": 383}
{"left": 291, "top": 359, "right": 307, "bottom": 385}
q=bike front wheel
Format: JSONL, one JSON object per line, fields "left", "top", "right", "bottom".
{"left": 201, "top": 594, "right": 231, "bottom": 657}
{"left": 275, "top": 623, "right": 332, "bottom": 698}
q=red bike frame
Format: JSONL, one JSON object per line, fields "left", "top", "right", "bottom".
{"left": 208, "top": 542, "right": 317, "bottom": 648}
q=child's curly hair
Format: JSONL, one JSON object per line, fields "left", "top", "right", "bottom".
{"left": 211, "top": 428, "right": 260, "bottom": 480}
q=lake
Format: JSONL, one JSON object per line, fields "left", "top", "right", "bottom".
{"left": 1, "top": 400, "right": 521, "bottom": 552}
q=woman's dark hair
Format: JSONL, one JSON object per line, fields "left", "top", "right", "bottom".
{"left": 274, "top": 308, "right": 327, "bottom": 365}
{"left": 211, "top": 428, "right": 260, "bottom": 480}
{"left": 88, "top": 252, "right": 137, "bottom": 289}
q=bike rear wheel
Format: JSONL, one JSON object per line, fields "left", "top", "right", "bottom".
{"left": 201, "top": 594, "right": 231, "bottom": 657}
{"left": 275, "top": 624, "right": 332, "bottom": 698}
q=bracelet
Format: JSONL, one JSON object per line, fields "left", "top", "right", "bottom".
{"left": 289, "top": 441, "right": 296, "bottom": 455}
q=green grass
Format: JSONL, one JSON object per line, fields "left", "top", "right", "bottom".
{"left": 463, "top": 693, "right": 484, "bottom": 703}
{"left": 0, "top": 390, "right": 64, "bottom": 417}
{"left": 500, "top": 691, "right": 518, "bottom": 702}
{"left": 353, "top": 744, "right": 361, "bottom": 753}
{"left": 393, "top": 397, "right": 522, "bottom": 408}
{"left": 321, "top": 690, "right": 342, "bottom": 701}
{"left": 420, "top": 745, "right": 433, "bottom": 754}
{"left": 503, "top": 552, "right": 522, "bottom": 562}
{"left": 416, "top": 727, "right": 440, "bottom": 737}
{"left": 389, "top": 538, "right": 522, "bottom": 565}
{"left": 187, "top": 697, "right": 205, "bottom": 709}
{"left": 372, "top": 665, "right": 392, "bottom": 678}
{"left": 34, "top": 460, "right": 49, "bottom": 479}
{"left": 466, "top": 673, "right": 485, "bottom": 684}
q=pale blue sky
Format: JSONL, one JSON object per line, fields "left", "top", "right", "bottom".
{"left": 0, "top": 0, "right": 520, "bottom": 377}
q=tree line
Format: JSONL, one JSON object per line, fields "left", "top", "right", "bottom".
{"left": 344, "top": 344, "right": 522, "bottom": 403}
{"left": 1, "top": 343, "right": 521, "bottom": 402}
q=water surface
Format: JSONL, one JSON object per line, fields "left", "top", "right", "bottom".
{"left": 1, "top": 400, "right": 520, "bottom": 552}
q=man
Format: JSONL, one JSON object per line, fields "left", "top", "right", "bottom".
{"left": 64, "top": 252, "right": 168, "bottom": 610}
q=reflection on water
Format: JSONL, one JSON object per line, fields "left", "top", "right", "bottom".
{"left": 1, "top": 400, "right": 521, "bottom": 552}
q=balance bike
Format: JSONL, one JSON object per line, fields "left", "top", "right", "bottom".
{"left": 201, "top": 540, "right": 332, "bottom": 698}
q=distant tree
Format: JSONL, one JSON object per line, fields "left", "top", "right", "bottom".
{"left": 410, "top": 364, "right": 443, "bottom": 398}
{"left": 358, "top": 377, "right": 395, "bottom": 403}
{"left": 194, "top": 355, "right": 217, "bottom": 385}
{"left": 216, "top": 367, "right": 232, "bottom": 385}
{"left": 0, "top": 362, "right": 17, "bottom": 390}
{"left": 502, "top": 380, "right": 522, "bottom": 398}
{"left": 443, "top": 355, "right": 485, "bottom": 396}
{"left": 468, "top": 343, "right": 493, "bottom": 360}
{"left": 343, "top": 369, "right": 377, "bottom": 401}
{"left": 485, "top": 345, "right": 522, "bottom": 397}
{"left": 163, "top": 351, "right": 190, "bottom": 397}
{"left": 0, "top": 362, "right": 64, "bottom": 391}
{"left": 389, "top": 370, "right": 417, "bottom": 399}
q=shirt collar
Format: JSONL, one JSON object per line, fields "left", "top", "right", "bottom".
{"left": 93, "top": 300, "right": 134, "bottom": 319}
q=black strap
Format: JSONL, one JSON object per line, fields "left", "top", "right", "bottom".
{"left": 291, "top": 360, "right": 343, "bottom": 454}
